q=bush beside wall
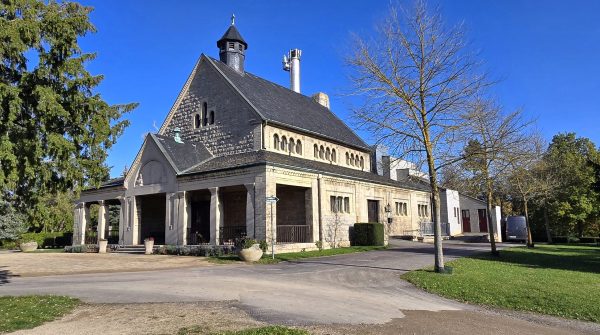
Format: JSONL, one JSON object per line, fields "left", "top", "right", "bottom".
{"left": 19, "top": 232, "right": 72, "bottom": 248}
{"left": 351, "top": 223, "right": 385, "bottom": 246}
{"left": 154, "top": 245, "right": 236, "bottom": 257}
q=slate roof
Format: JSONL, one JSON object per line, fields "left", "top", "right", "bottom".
{"left": 183, "top": 150, "right": 430, "bottom": 192}
{"left": 207, "top": 57, "right": 370, "bottom": 151}
{"left": 217, "top": 25, "right": 248, "bottom": 48}
{"left": 151, "top": 133, "right": 213, "bottom": 173}
{"left": 98, "top": 177, "right": 125, "bottom": 188}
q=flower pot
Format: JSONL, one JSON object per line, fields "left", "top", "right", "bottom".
{"left": 98, "top": 240, "right": 108, "bottom": 254}
{"left": 238, "top": 244, "right": 263, "bottom": 262}
{"left": 144, "top": 239, "right": 154, "bottom": 255}
{"left": 19, "top": 241, "right": 38, "bottom": 252}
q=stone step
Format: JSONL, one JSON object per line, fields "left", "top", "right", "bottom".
{"left": 113, "top": 245, "right": 147, "bottom": 254}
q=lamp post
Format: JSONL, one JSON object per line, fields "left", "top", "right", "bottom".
{"left": 385, "top": 203, "right": 392, "bottom": 224}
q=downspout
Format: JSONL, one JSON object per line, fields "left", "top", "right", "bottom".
{"left": 317, "top": 174, "right": 323, "bottom": 243}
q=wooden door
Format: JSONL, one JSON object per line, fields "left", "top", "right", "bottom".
{"left": 461, "top": 209, "right": 471, "bottom": 232}
{"left": 478, "top": 209, "right": 488, "bottom": 232}
{"left": 367, "top": 200, "right": 379, "bottom": 223}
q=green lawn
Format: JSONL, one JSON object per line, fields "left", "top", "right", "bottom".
{"left": 178, "top": 325, "right": 309, "bottom": 335}
{"left": 402, "top": 244, "right": 600, "bottom": 322}
{"left": 209, "top": 245, "right": 387, "bottom": 264}
{"left": 0, "top": 295, "right": 80, "bottom": 333}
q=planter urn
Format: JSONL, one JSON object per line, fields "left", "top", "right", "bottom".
{"left": 144, "top": 239, "right": 154, "bottom": 255}
{"left": 98, "top": 239, "right": 108, "bottom": 254}
{"left": 238, "top": 244, "right": 263, "bottom": 262}
{"left": 19, "top": 241, "right": 38, "bottom": 252}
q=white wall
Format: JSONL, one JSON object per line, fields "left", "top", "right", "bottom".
{"left": 458, "top": 195, "right": 502, "bottom": 242}
{"left": 441, "top": 189, "right": 461, "bottom": 235}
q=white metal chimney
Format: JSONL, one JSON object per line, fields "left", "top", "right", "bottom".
{"left": 282, "top": 49, "right": 302, "bottom": 93}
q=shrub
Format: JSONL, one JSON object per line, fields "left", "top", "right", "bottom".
{"left": 64, "top": 244, "right": 97, "bottom": 253}
{"left": 0, "top": 201, "right": 27, "bottom": 242}
{"left": 351, "top": 223, "right": 385, "bottom": 246}
{"left": 18, "top": 232, "right": 71, "bottom": 248}
{"left": 154, "top": 245, "right": 236, "bottom": 257}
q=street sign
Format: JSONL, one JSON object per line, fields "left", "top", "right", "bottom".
{"left": 266, "top": 196, "right": 279, "bottom": 203}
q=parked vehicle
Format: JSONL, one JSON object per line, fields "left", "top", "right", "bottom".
{"left": 506, "top": 216, "right": 527, "bottom": 242}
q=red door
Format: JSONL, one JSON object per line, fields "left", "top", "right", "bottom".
{"left": 461, "top": 210, "right": 471, "bottom": 232}
{"left": 478, "top": 209, "right": 488, "bottom": 232}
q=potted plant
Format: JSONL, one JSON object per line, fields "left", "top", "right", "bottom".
{"left": 236, "top": 238, "right": 264, "bottom": 262}
{"left": 19, "top": 240, "right": 38, "bottom": 252}
{"left": 144, "top": 237, "right": 154, "bottom": 255}
{"left": 98, "top": 238, "right": 108, "bottom": 254}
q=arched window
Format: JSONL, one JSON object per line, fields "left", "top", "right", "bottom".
{"left": 360, "top": 156, "right": 364, "bottom": 169}
{"left": 346, "top": 152, "right": 350, "bottom": 165}
{"left": 209, "top": 111, "right": 215, "bottom": 125}
{"left": 281, "top": 136, "right": 288, "bottom": 151}
{"left": 350, "top": 153, "right": 355, "bottom": 166}
{"left": 355, "top": 156, "right": 360, "bottom": 167}
{"left": 325, "top": 148, "right": 331, "bottom": 161}
{"left": 331, "top": 149, "right": 336, "bottom": 162}
{"left": 319, "top": 145, "right": 325, "bottom": 159}
{"left": 296, "top": 140, "right": 302, "bottom": 155}
{"left": 289, "top": 138, "right": 295, "bottom": 153}
{"left": 273, "top": 134, "right": 280, "bottom": 150}
{"left": 194, "top": 113, "right": 201, "bottom": 129}
{"left": 314, "top": 144, "right": 318, "bottom": 158}
{"left": 202, "top": 102, "right": 208, "bottom": 126}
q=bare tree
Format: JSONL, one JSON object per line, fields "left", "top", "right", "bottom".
{"left": 462, "top": 99, "right": 534, "bottom": 254}
{"left": 508, "top": 139, "right": 558, "bottom": 247}
{"left": 347, "top": 1, "right": 486, "bottom": 272}
{"left": 326, "top": 211, "right": 343, "bottom": 249}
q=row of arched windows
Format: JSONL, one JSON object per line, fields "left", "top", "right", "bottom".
{"left": 193, "top": 102, "right": 215, "bottom": 129}
{"left": 313, "top": 144, "right": 337, "bottom": 162}
{"left": 273, "top": 134, "right": 302, "bottom": 155}
{"left": 346, "top": 152, "right": 365, "bottom": 169}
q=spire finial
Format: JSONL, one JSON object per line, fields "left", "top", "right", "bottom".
{"left": 231, "top": 13, "right": 235, "bottom": 25}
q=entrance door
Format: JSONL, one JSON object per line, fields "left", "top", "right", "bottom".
{"left": 367, "top": 200, "right": 379, "bottom": 223}
{"left": 461, "top": 209, "right": 471, "bottom": 232}
{"left": 478, "top": 209, "right": 488, "bottom": 232}
{"left": 190, "top": 201, "right": 210, "bottom": 244}
{"left": 139, "top": 193, "right": 166, "bottom": 244}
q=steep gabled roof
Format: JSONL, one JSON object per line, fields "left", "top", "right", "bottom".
{"left": 206, "top": 57, "right": 370, "bottom": 151}
{"left": 151, "top": 133, "right": 213, "bottom": 174}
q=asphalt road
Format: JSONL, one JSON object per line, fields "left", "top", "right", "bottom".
{"left": 1, "top": 240, "right": 598, "bottom": 334}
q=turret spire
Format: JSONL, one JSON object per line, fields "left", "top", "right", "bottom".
{"left": 217, "top": 16, "right": 248, "bottom": 74}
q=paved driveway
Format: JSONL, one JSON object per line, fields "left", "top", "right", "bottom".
{"left": 4, "top": 241, "right": 489, "bottom": 323}
{"left": 1, "top": 240, "right": 597, "bottom": 334}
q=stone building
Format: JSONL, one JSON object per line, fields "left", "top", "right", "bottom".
{"left": 74, "top": 20, "right": 447, "bottom": 252}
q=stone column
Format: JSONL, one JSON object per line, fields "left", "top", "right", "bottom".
{"left": 118, "top": 197, "right": 127, "bottom": 245}
{"left": 244, "top": 183, "right": 255, "bottom": 239}
{"left": 165, "top": 193, "right": 175, "bottom": 245}
{"left": 124, "top": 196, "right": 137, "bottom": 245}
{"left": 209, "top": 187, "right": 221, "bottom": 245}
{"left": 177, "top": 191, "right": 188, "bottom": 245}
{"left": 97, "top": 200, "right": 109, "bottom": 240}
{"left": 73, "top": 203, "right": 89, "bottom": 245}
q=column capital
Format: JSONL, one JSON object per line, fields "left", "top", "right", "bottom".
{"left": 209, "top": 187, "right": 219, "bottom": 195}
{"left": 75, "top": 202, "right": 86, "bottom": 209}
{"left": 244, "top": 183, "right": 255, "bottom": 192}
{"left": 97, "top": 200, "right": 105, "bottom": 206}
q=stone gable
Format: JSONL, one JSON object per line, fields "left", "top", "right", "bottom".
{"left": 163, "top": 59, "right": 260, "bottom": 157}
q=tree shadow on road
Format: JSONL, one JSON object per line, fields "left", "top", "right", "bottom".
{"left": 0, "top": 266, "right": 19, "bottom": 286}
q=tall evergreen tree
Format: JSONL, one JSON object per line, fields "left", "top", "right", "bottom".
{"left": 0, "top": 0, "right": 136, "bottom": 214}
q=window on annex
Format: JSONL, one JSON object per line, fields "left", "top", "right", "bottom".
{"left": 330, "top": 196, "right": 350, "bottom": 213}
{"left": 360, "top": 156, "right": 364, "bottom": 169}
{"left": 273, "top": 134, "right": 280, "bottom": 150}
{"left": 209, "top": 111, "right": 215, "bottom": 125}
{"left": 395, "top": 202, "right": 408, "bottom": 216}
{"left": 345, "top": 152, "right": 350, "bottom": 165}
{"left": 319, "top": 145, "right": 325, "bottom": 159}
{"left": 289, "top": 138, "right": 295, "bottom": 153}
{"left": 325, "top": 148, "right": 331, "bottom": 161}
{"left": 296, "top": 140, "right": 302, "bottom": 155}
{"left": 281, "top": 136, "right": 288, "bottom": 151}
{"left": 331, "top": 149, "right": 336, "bottom": 162}
{"left": 418, "top": 204, "right": 429, "bottom": 217}
{"left": 314, "top": 144, "right": 318, "bottom": 158}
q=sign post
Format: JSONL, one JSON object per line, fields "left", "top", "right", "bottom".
{"left": 266, "top": 195, "right": 279, "bottom": 259}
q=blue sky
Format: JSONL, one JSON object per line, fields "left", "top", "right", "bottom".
{"left": 75, "top": 0, "right": 600, "bottom": 177}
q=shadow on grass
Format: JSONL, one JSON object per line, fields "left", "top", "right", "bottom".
{"left": 469, "top": 245, "right": 600, "bottom": 274}
{"left": 0, "top": 266, "right": 19, "bottom": 286}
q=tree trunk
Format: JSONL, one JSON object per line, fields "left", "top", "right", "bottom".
{"left": 543, "top": 201, "right": 552, "bottom": 243}
{"left": 485, "top": 186, "right": 499, "bottom": 255}
{"left": 425, "top": 147, "right": 444, "bottom": 273}
{"left": 524, "top": 198, "right": 534, "bottom": 248}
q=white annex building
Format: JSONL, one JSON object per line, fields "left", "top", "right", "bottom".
{"left": 73, "top": 20, "right": 501, "bottom": 252}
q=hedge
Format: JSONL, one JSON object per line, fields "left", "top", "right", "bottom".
{"left": 351, "top": 223, "right": 385, "bottom": 246}
{"left": 18, "top": 232, "right": 72, "bottom": 248}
